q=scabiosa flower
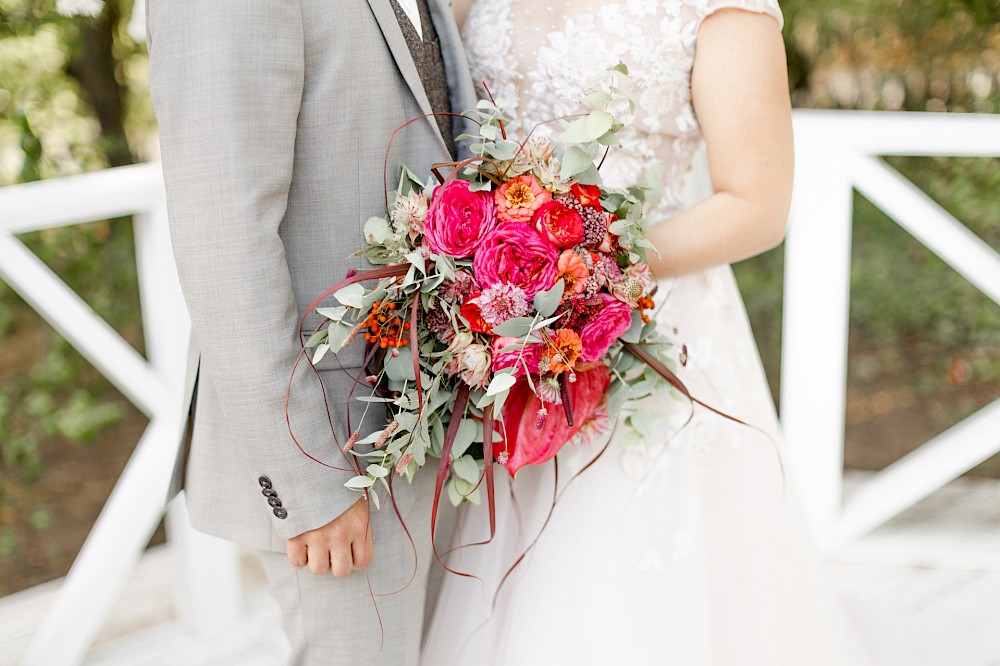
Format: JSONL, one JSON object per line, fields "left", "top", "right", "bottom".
{"left": 390, "top": 189, "right": 429, "bottom": 240}
{"left": 479, "top": 282, "right": 530, "bottom": 327}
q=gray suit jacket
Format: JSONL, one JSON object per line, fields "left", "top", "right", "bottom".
{"left": 148, "top": 0, "right": 476, "bottom": 551}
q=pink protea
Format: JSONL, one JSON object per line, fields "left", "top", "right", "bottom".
{"left": 495, "top": 174, "right": 551, "bottom": 224}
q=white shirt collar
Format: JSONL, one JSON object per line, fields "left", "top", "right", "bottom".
{"left": 396, "top": 0, "right": 423, "bottom": 40}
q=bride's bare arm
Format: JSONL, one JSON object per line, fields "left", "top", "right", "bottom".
{"left": 452, "top": 0, "right": 474, "bottom": 29}
{"left": 644, "top": 9, "right": 792, "bottom": 278}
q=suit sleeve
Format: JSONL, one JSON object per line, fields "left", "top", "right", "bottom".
{"left": 147, "top": 0, "right": 360, "bottom": 540}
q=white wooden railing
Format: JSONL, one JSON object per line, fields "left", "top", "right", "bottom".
{"left": 781, "top": 110, "right": 1000, "bottom": 550}
{"left": 0, "top": 110, "right": 998, "bottom": 663}
{"left": 0, "top": 165, "right": 242, "bottom": 665}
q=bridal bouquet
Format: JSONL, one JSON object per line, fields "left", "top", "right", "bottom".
{"left": 297, "top": 70, "right": 687, "bottom": 510}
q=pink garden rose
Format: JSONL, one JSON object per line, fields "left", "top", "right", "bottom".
{"left": 491, "top": 336, "right": 542, "bottom": 377}
{"left": 579, "top": 293, "right": 634, "bottom": 361}
{"left": 424, "top": 180, "right": 498, "bottom": 258}
{"left": 495, "top": 174, "right": 551, "bottom": 224}
{"left": 473, "top": 221, "right": 559, "bottom": 298}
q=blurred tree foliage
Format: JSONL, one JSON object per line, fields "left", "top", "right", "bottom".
{"left": 0, "top": 0, "right": 997, "bottom": 565}
{"left": 734, "top": 0, "right": 1000, "bottom": 470}
{"left": 0, "top": 0, "right": 150, "bottom": 558}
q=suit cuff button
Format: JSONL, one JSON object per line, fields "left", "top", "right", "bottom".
{"left": 273, "top": 507, "right": 288, "bottom": 519}
{"left": 258, "top": 475, "right": 273, "bottom": 489}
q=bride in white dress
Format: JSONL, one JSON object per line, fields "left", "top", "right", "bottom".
{"left": 422, "top": 1, "right": 872, "bottom": 664}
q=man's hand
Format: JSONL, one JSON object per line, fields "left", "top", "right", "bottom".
{"left": 285, "top": 498, "right": 373, "bottom": 577}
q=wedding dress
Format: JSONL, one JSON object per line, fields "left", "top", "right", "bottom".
{"left": 421, "top": 1, "right": 872, "bottom": 663}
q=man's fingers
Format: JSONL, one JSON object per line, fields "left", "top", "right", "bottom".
{"left": 307, "top": 544, "right": 331, "bottom": 576}
{"left": 286, "top": 539, "right": 307, "bottom": 568}
{"left": 352, "top": 531, "right": 374, "bottom": 570}
{"left": 330, "top": 544, "right": 353, "bottom": 578}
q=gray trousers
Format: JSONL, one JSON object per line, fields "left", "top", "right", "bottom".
{"left": 255, "top": 468, "right": 457, "bottom": 665}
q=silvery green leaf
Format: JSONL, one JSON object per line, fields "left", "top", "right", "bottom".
{"left": 533, "top": 280, "right": 565, "bottom": 318}
{"left": 405, "top": 251, "right": 426, "bottom": 274}
{"left": 304, "top": 328, "right": 328, "bottom": 348}
{"left": 573, "top": 165, "right": 602, "bottom": 186}
{"left": 560, "top": 146, "right": 595, "bottom": 180}
{"left": 327, "top": 321, "right": 355, "bottom": 350}
{"left": 354, "top": 395, "right": 394, "bottom": 403}
{"left": 452, "top": 454, "right": 481, "bottom": 484}
{"left": 422, "top": 272, "right": 446, "bottom": 293}
{"left": 344, "top": 475, "right": 375, "bottom": 490}
{"left": 446, "top": 478, "right": 463, "bottom": 506}
{"left": 490, "top": 317, "right": 535, "bottom": 337}
{"left": 312, "top": 343, "right": 330, "bottom": 365}
{"left": 395, "top": 411, "right": 418, "bottom": 432}
{"left": 609, "top": 62, "right": 629, "bottom": 75}
{"left": 364, "top": 216, "right": 394, "bottom": 245}
{"left": 451, "top": 418, "right": 478, "bottom": 458}
{"left": 586, "top": 110, "right": 614, "bottom": 141}
{"left": 370, "top": 490, "right": 381, "bottom": 510}
{"left": 621, "top": 310, "right": 644, "bottom": 344}
{"left": 316, "top": 306, "right": 347, "bottom": 322}
{"left": 608, "top": 219, "right": 633, "bottom": 234}
{"left": 468, "top": 180, "right": 493, "bottom": 193}
{"left": 367, "top": 464, "right": 389, "bottom": 478}
{"left": 397, "top": 164, "right": 426, "bottom": 195}
{"left": 533, "top": 313, "right": 566, "bottom": 331}
{"left": 479, "top": 124, "right": 501, "bottom": 140}
{"left": 597, "top": 131, "right": 621, "bottom": 147}
{"left": 558, "top": 119, "right": 592, "bottom": 145}
{"left": 356, "top": 430, "right": 384, "bottom": 445}
{"left": 334, "top": 283, "right": 366, "bottom": 309}
{"left": 475, "top": 391, "right": 496, "bottom": 410}
{"left": 486, "top": 371, "right": 516, "bottom": 397}
{"left": 385, "top": 348, "right": 416, "bottom": 382}
{"left": 583, "top": 90, "right": 611, "bottom": 107}
{"left": 488, "top": 140, "right": 518, "bottom": 161}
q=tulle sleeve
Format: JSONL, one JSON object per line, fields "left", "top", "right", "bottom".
{"left": 702, "top": 0, "right": 783, "bottom": 30}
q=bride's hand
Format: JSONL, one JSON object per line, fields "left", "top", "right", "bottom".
{"left": 645, "top": 9, "right": 793, "bottom": 279}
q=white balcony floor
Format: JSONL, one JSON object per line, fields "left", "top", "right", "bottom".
{"left": 2, "top": 473, "right": 1000, "bottom": 666}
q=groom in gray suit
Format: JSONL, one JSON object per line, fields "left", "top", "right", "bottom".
{"left": 147, "top": 0, "right": 475, "bottom": 662}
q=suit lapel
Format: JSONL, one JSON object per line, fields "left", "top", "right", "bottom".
{"left": 426, "top": 0, "right": 479, "bottom": 151}
{"left": 367, "top": 0, "right": 450, "bottom": 155}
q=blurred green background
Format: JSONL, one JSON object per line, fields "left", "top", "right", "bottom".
{"left": 0, "top": 0, "right": 997, "bottom": 595}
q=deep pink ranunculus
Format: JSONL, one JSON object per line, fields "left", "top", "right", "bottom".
{"left": 579, "top": 293, "right": 634, "bottom": 361}
{"left": 423, "top": 180, "right": 498, "bottom": 259}
{"left": 533, "top": 201, "right": 585, "bottom": 248}
{"left": 473, "top": 221, "right": 559, "bottom": 299}
{"left": 491, "top": 336, "right": 542, "bottom": 377}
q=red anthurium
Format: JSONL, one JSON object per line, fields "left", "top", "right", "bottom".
{"left": 498, "top": 364, "right": 611, "bottom": 477}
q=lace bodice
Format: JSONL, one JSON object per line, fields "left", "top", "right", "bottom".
{"left": 461, "top": 0, "right": 783, "bottom": 215}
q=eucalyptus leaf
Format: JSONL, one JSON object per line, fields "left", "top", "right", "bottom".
{"left": 490, "top": 317, "right": 535, "bottom": 337}
{"left": 312, "top": 343, "right": 330, "bottom": 365}
{"left": 364, "top": 216, "right": 394, "bottom": 244}
{"left": 586, "top": 110, "right": 614, "bottom": 141}
{"left": 316, "top": 306, "right": 347, "bottom": 322}
{"left": 560, "top": 145, "right": 596, "bottom": 180}
{"left": 367, "top": 464, "right": 389, "bottom": 478}
{"left": 344, "top": 475, "right": 375, "bottom": 490}
{"left": 452, "top": 455, "right": 481, "bottom": 484}
{"left": 485, "top": 371, "right": 517, "bottom": 397}
{"left": 334, "top": 283, "right": 366, "bottom": 309}
{"left": 532, "top": 280, "right": 565, "bottom": 318}
{"left": 451, "top": 419, "right": 478, "bottom": 458}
